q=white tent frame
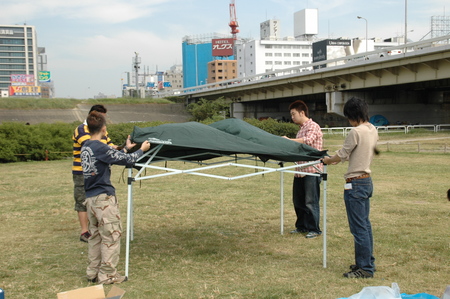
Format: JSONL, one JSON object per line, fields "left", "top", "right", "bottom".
{"left": 124, "top": 143, "right": 328, "bottom": 277}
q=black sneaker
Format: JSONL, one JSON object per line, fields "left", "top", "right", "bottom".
{"left": 350, "top": 264, "right": 376, "bottom": 272}
{"left": 80, "top": 231, "right": 91, "bottom": 243}
{"left": 87, "top": 276, "right": 98, "bottom": 283}
{"left": 290, "top": 228, "right": 308, "bottom": 234}
{"left": 305, "top": 232, "right": 321, "bottom": 239}
{"left": 343, "top": 268, "right": 373, "bottom": 278}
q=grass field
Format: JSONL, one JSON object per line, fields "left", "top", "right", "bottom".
{"left": 0, "top": 97, "right": 175, "bottom": 110}
{"left": 0, "top": 133, "right": 449, "bottom": 298}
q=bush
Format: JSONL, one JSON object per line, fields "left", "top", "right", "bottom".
{"left": 187, "top": 97, "right": 230, "bottom": 121}
{"left": 0, "top": 121, "right": 171, "bottom": 162}
{"left": 0, "top": 118, "right": 298, "bottom": 163}
{"left": 107, "top": 121, "right": 167, "bottom": 146}
{"left": 244, "top": 118, "right": 298, "bottom": 137}
{"left": 0, "top": 122, "right": 74, "bottom": 162}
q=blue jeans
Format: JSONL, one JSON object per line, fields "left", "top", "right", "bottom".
{"left": 344, "top": 177, "right": 375, "bottom": 274}
{"left": 292, "top": 175, "right": 322, "bottom": 234}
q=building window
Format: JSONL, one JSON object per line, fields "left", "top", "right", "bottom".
{"left": 302, "top": 53, "right": 309, "bottom": 57}
{"left": 275, "top": 61, "right": 282, "bottom": 65}
{"left": 274, "top": 53, "right": 282, "bottom": 57}
{"left": 265, "top": 61, "right": 273, "bottom": 65}
{"left": 265, "top": 53, "right": 273, "bottom": 57}
{"left": 284, "top": 61, "right": 291, "bottom": 65}
{"left": 284, "top": 53, "right": 291, "bottom": 57}
{"left": 0, "top": 39, "right": 25, "bottom": 45}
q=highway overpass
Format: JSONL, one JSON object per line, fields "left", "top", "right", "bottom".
{"left": 165, "top": 35, "right": 450, "bottom": 127}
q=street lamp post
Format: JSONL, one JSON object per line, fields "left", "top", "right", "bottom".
{"left": 404, "top": 0, "right": 408, "bottom": 53}
{"left": 357, "top": 16, "right": 368, "bottom": 53}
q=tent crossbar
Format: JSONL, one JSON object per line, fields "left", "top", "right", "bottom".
{"left": 151, "top": 151, "right": 225, "bottom": 163}
{"left": 134, "top": 144, "right": 164, "bottom": 178}
{"left": 136, "top": 144, "right": 163, "bottom": 163}
{"left": 145, "top": 152, "right": 266, "bottom": 166}
{"left": 282, "top": 170, "right": 322, "bottom": 176}
{"left": 132, "top": 160, "right": 323, "bottom": 181}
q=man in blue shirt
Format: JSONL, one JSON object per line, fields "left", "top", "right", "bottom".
{"left": 81, "top": 111, "right": 150, "bottom": 284}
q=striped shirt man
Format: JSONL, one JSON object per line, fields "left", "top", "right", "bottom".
{"left": 72, "top": 121, "right": 115, "bottom": 175}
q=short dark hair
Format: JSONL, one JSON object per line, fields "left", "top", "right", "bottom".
{"left": 87, "top": 111, "right": 106, "bottom": 134}
{"left": 343, "top": 97, "right": 369, "bottom": 123}
{"left": 89, "top": 104, "right": 107, "bottom": 114}
{"left": 289, "top": 100, "right": 309, "bottom": 117}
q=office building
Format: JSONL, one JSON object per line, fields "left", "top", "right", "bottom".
{"left": 182, "top": 33, "right": 235, "bottom": 88}
{"left": 0, "top": 24, "right": 52, "bottom": 98}
{"left": 207, "top": 60, "right": 237, "bottom": 84}
{"left": 0, "top": 25, "right": 37, "bottom": 96}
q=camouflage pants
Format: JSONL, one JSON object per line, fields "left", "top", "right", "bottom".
{"left": 85, "top": 194, "right": 122, "bottom": 282}
{"left": 73, "top": 174, "right": 86, "bottom": 212}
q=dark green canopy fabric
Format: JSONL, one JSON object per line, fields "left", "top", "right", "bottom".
{"left": 130, "top": 118, "right": 327, "bottom": 163}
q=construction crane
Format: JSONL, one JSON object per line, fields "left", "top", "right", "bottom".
{"left": 229, "top": 0, "right": 239, "bottom": 40}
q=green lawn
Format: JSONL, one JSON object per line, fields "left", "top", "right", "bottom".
{"left": 0, "top": 135, "right": 449, "bottom": 298}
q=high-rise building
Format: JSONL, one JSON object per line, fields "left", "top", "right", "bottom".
{"left": 0, "top": 25, "right": 44, "bottom": 97}
{"left": 182, "top": 33, "right": 235, "bottom": 88}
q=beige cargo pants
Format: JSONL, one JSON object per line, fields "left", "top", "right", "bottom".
{"left": 85, "top": 194, "right": 122, "bottom": 282}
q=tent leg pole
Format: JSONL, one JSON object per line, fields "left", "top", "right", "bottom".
{"left": 125, "top": 166, "right": 133, "bottom": 278}
{"left": 323, "top": 165, "right": 328, "bottom": 268}
{"left": 280, "top": 171, "right": 284, "bottom": 235}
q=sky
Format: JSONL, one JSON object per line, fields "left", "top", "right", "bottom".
{"left": 1, "top": 0, "right": 448, "bottom": 99}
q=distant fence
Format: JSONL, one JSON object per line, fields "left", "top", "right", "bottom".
{"left": 380, "top": 142, "right": 450, "bottom": 154}
{"left": 322, "top": 124, "right": 450, "bottom": 135}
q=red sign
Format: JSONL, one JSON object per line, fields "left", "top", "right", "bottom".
{"left": 212, "top": 38, "right": 234, "bottom": 57}
{"left": 9, "top": 86, "right": 41, "bottom": 96}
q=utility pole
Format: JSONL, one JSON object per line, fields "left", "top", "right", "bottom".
{"left": 133, "top": 52, "right": 141, "bottom": 98}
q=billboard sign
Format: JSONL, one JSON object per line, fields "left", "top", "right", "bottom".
{"left": 312, "top": 39, "right": 351, "bottom": 69}
{"left": 212, "top": 38, "right": 234, "bottom": 57}
{"left": 38, "top": 71, "right": 51, "bottom": 82}
{"left": 9, "top": 86, "right": 41, "bottom": 96}
{"left": 10, "top": 74, "right": 35, "bottom": 86}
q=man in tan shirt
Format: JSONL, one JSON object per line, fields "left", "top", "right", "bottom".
{"left": 323, "top": 97, "right": 378, "bottom": 278}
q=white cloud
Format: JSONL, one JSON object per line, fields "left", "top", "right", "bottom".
{"left": 49, "top": 30, "right": 180, "bottom": 71}
{"left": 0, "top": 0, "right": 171, "bottom": 24}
